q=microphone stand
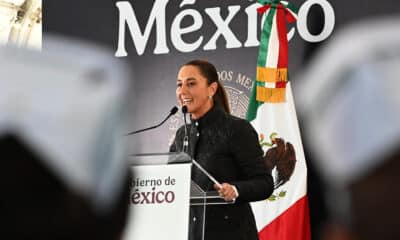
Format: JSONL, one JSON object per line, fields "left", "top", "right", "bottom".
{"left": 182, "top": 105, "right": 189, "bottom": 153}
{"left": 125, "top": 106, "right": 178, "bottom": 136}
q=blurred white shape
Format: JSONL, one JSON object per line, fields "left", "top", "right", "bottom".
{"left": 0, "top": 35, "right": 131, "bottom": 213}
{"left": 295, "top": 17, "right": 400, "bottom": 187}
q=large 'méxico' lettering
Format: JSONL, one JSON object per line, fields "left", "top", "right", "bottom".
{"left": 115, "top": 0, "right": 335, "bottom": 57}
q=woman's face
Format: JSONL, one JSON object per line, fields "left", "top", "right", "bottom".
{"left": 176, "top": 65, "right": 217, "bottom": 119}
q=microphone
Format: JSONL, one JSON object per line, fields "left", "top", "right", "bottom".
{"left": 182, "top": 105, "right": 188, "bottom": 114}
{"left": 182, "top": 105, "right": 189, "bottom": 153}
{"left": 125, "top": 106, "right": 178, "bottom": 135}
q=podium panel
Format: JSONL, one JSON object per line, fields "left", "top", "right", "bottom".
{"left": 122, "top": 163, "right": 191, "bottom": 240}
{"left": 122, "top": 153, "right": 232, "bottom": 240}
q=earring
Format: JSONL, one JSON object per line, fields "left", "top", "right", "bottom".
{"left": 208, "top": 95, "right": 213, "bottom": 99}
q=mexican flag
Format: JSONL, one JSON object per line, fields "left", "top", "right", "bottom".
{"left": 246, "top": 1, "right": 311, "bottom": 239}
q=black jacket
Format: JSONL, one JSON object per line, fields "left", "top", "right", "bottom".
{"left": 170, "top": 104, "right": 274, "bottom": 240}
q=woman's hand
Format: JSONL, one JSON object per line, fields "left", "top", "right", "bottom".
{"left": 214, "top": 183, "right": 238, "bottom": 202}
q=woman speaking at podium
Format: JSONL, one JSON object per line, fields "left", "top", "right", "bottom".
{"left": 170, "top": 60, "right": 274, "bottom": 240}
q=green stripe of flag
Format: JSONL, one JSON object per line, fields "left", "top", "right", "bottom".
{"left": 257, "top": 7, "right": 276, "bottom": 67}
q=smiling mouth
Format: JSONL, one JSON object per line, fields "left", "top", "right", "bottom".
{"left": 182, "top": 99, "right": 193, "bottom": 104}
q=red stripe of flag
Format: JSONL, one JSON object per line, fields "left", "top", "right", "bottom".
{"left": 257, "top": 5, "right": 271, "bottom": 14}
{"left": 258, "top": 196, "right": 311, "bottom": 240}
{"left": 277, "top": 4, "right": 288, "bottom": 68}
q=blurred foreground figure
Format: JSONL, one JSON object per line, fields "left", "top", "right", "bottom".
{"left": 296, "top": 17, "right": 400, "bottom": 240}
{"left": 0, "top": 36, "right": 131, "bottom": 239}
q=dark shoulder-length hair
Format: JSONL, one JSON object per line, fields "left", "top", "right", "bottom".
{"left": 182, "top": 59, "right": 230, "bottom": 113}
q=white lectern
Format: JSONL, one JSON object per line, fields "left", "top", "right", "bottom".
{"left": 122, "top": 153, "right": 232, "bottom": 240}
